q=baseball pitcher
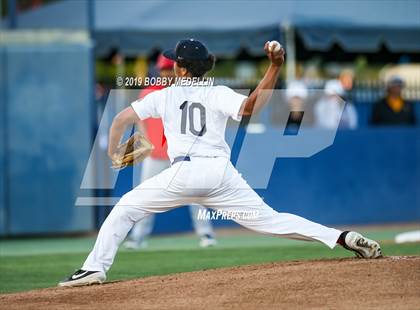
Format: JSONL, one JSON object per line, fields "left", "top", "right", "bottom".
{"left": 59, "top": 39, "right": 382, "bottom": 287}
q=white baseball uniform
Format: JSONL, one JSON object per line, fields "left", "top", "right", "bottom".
{"left": 127, "top": 156, "right": 215, "bottom": 244}
{"left": 83, "top": 84, "right": 342, "bottom": 273}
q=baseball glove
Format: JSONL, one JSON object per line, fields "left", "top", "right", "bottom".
{"left": 111, "top": 132, "right": 154, "bottom": 170}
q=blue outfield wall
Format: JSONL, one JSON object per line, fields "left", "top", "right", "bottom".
{"left": 259, "top": 127, "right": 420, "bottom": 225}
{"left": 113, "top": 127, "right": 420, "bottom": 235}
{"left": 0, "top": 41, "right": 94, "bottom": 236}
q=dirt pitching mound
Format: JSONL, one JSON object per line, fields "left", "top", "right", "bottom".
{"left": 1, "top": 256, "right": 419, "bottom": 310}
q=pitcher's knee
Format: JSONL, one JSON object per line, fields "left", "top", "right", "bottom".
{"left": 112, "top": 201, "right": 149, "bottom": 223}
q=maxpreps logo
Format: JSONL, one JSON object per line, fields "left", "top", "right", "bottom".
{"left": 75, "top": 89, "right": 345, "bottom": 206}
{"left": 196, "top": 209, "right": 260, "bottom": 221}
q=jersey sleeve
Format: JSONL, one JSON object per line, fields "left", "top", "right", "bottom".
{"left": 131, "top": 89, "right": 165, "bottom": 120}
{"left": 214, "top": 86, "right": 247, "bottom": 121}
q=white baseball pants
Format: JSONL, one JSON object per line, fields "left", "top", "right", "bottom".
{"left": 83, "top": 157, "right": 341, "bottom": 273}
{"left": 128, "top": 157, "right": 214, "bottom": 243}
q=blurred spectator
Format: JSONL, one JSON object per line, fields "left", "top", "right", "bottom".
{"left": 285, "top": 81, "right": 311, "bottom": 133}
{"left": 271, "top": 80, "right": 313, "bottom": 127}
{"left": 339, "top": 69, "right": 354, "bottom": 100}
{"left": 314, "top": 80, "right": 358, "bottom": 129}
{"left": 371, "top": 76, "right": 416, "bottom": 125}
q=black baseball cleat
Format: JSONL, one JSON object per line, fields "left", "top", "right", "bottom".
{"left": 343, "top": 231, "right": 383, "bottom": 259}
{"left": 58, "top": 269, "right": 106, "bottom": 287}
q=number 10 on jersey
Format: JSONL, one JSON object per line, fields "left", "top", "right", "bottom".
{"left": 179, "top": 101, "right": 207, "bottom": 136}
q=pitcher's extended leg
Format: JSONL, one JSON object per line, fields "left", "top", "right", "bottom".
{"left": 205, "top": 162, "right": 341, "bottom": 248}
{"left": 81, "top": 164, "right": 187, "bottom": 274}
{"left": 216, "top": 202, "right": 341, "bottom": 248}
{"left": 59, "top": 161, "right": 192, "bottom": 287}
{"left": 82, "top": 202, "right": 150, "bottom": 273}
{"left": 124, "top": 213, "right": 155, "bottom": 249}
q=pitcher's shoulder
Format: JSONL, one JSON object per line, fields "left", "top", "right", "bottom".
{"left": 212, "top": 85, "right": 248, "bottom": 97}
{"left": 210, "top": 85, "right": 234, "bottom": 95}
{"left": 212, "top": 85, "right": 230, "bottom": 91}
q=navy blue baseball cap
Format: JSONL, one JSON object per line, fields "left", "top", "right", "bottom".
{"left": 163, "top": 39, "right": 209, "bottom": 61}
{"left": 387, "top": 76, "right": 405, "bottom": 87}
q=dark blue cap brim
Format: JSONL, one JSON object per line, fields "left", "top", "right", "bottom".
{"left": 163, "top": 49, "right": 176, "bottom": 61}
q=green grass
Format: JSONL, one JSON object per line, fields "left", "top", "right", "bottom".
{"left": 0, "top": 229, "right": 419, "bottom": 293}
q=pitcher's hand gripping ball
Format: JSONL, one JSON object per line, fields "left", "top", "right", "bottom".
{"left": 111, "top": 132, "right": 154, "bottom": 169}
{"left": 265, "top": 40, "right": 285, "bottom": 66}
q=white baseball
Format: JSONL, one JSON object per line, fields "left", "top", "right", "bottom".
{"left": 268, "top": 41, "right": 281, "bottom": 53}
